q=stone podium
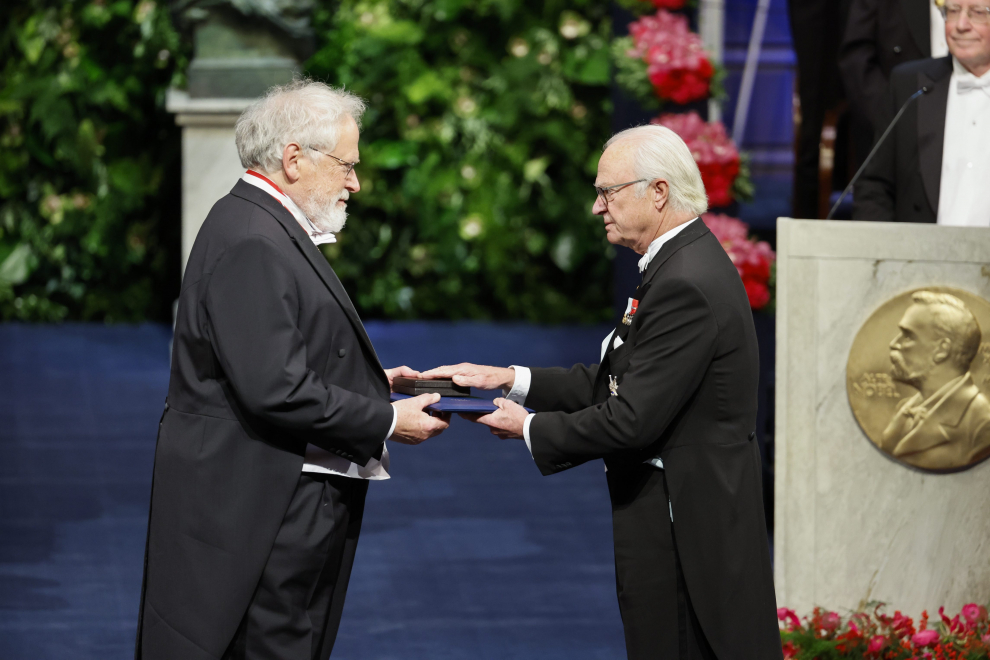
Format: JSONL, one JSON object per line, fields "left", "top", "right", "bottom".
{"left": 166, "top": 91, "right": 253, "bottom": 271}
{"left": 774, "top": 218, "right": 990, "bottom": 617}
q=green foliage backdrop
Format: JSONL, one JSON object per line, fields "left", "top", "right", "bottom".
{"left": 0, "top": 0, "right": 614, "bottom": 323}
{"left": 0, "top": 0, "right": 185, "bottom": 322}
{"left": 307, "top": 0, "right": 614, "bottom": 321}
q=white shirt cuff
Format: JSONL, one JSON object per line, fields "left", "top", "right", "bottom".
{"left": 523, "top": 413, "right": 535, "bottom": 456}
{"left": 385, "top": 406, "right": 397, "bottom": 440}
{"left": 504, "top": 365, "right": 531, "bottom": 404}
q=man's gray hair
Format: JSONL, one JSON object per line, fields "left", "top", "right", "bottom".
{"left": 605, "top": 124, "right": 708, "bottom": 217}
{"left": 912, "top": 290, "right": 982, "bottom": 369}
{"left": 235, "top": 80, "right": 367, "bottom": 173}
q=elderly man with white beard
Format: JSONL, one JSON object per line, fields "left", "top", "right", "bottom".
{"left": 135, "top": 81, "right": 449, "bottom": 660}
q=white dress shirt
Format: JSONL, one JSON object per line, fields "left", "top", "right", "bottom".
{"left": 241, "top": 171, "right": 396, "bottom": 479}
{"left": 930, "top": 1, "right": 948, "bottom": 58}
{"left": 936, "top": 59, "right": 990, "bottom": 227}
{"left": 507, "top": 218, "right": 699, "bottom": 465}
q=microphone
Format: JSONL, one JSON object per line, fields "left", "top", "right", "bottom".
{"left": 826, "top": 86, "right": 929, "bottom": 220}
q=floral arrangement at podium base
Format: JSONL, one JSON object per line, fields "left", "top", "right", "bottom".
{"left": 777, "top": 604, "right": 990, "bottom": 659}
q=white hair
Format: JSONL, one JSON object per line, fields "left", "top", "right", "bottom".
{"left": 604, "top": 124, "right": 708, "bottom": 216}
{"left": 235, "top": 79, "right": 367, "bottom": 173}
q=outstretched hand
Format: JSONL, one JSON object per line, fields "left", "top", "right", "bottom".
{"left": 390, "top": 393, "right": 450, "bottom": 445}
{"left": 465, "top": 397, "right": 529, "bottom": 440}
{"left": 384, "top": 365, "right": 422, "bottom": 392}
{"left": 420, "top": 363, "right": 516, "bottom": 391}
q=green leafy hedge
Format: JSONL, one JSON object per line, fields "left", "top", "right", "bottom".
{"left": 1, "top": 0, "right": 614, "bottom": 323}
{"left": 0, "top": 0, "right": 185, "bottom": 322}
{"left": 306, "top": 0, "right": 614, "bottom": 321}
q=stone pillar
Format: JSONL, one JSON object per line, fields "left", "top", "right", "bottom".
{"left": 166, "top": 1, "right": 312, "bottom": 272}
{"left": 166, "top": 91, "right": 252, "bottom": 271}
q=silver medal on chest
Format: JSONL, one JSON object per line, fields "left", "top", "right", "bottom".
{"left": 608, "top": 375, "right": 619, "bottom": 397}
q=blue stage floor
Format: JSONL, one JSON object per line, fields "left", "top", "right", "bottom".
{"left": 0, "top": 321, "right": 625, "bottom": 659}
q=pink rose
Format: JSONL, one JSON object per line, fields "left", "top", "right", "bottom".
{"left": 867, "top": 635, "right": 886, "bottom": 653}
{"left": 911, "top": 629, "right": 939, "bottom": 647}
{"left": 820, "top": 611, "right": 841, "bottom": 632}
{"left": 962, "top": 602, "right": 984, "bottom": 624}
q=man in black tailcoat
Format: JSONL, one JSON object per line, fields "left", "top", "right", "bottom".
{"left": 840, "top": 0, "right": 938, "bottom": 136}
{"left": 853, "top": 0, "right": 990, "bottom": 224}
{"left": 136, "top": 81, "right": 449, "bottom": 660}
{"left": 425, "top": 125, "right": 782, "bottom": 659}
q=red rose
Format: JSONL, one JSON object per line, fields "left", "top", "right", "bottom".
{"left": 744, "top": 279, "right": 770, "bottom": 310}
{"left": 739, "top": 255, "right": 771, "bottom": 282}
{"left": 890, "top": 611, "right": 915, "bottom": 638}
{"left": 652, "top": 0, "right": 686, "bottom": 7}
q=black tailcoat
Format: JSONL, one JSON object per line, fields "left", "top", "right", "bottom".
{"left": 135, "top": 180, "right": 394, "bottom": 659}
{"left": 839, "top": 0, "right": 931, "bottom": 131}
{"left": 526, "top": 221, "right": 782, "bottom": 659}
{"left": 853, "top": 56, "right": 951, "bottom": 223}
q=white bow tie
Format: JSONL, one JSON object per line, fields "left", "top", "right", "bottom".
{"left": 958, "top": 78, "right": 990, "bottom": 94}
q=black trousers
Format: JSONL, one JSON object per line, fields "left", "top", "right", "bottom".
{"left": 224, "top": 473, "right": 368, "bottom": 660}
{"left": 607, "top": 464, "right": 717, "bottom": 660}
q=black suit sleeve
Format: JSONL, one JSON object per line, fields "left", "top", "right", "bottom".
{"left": 852, "top": 80, "right": 899, "bottom": 221}
{"left": 529, "top": 277, "right": 718, "bottom": 475}
{"left": 525, "top": 363, "right": 599, "bottom": 413}
{"left": 205, "top": 235, "right": 394, "bottom": 466}
{"left": 839, "top": 0, "right": 890, "bottom": 130}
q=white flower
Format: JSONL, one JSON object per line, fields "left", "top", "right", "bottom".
{"left": 509, "top": 38, "right": 530, "bottom": 58}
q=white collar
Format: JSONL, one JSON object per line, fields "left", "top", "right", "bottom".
{"left": 241, "top": 171, "right": 337, "bottom": 245}
{"left": 952, "top": 56, "right": 990, "bottom": 85}
{"left": 637, "top": 217, "right": 698, "bottom": 273}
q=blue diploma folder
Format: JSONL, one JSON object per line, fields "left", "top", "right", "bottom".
{"left": 389, "top": 393, "right": 533, "bottom": 413}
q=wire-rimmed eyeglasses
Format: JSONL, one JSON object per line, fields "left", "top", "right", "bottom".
{"left": 940, "top": 3, "right": 990, "bottom": 24}
{"left": 594, "top": 179, "right": 648, "bottom": 207}
{"left": 307, "top": 147, "right": 358, "bottom": 175}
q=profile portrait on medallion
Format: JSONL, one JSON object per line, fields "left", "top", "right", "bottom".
{"left": 847, "top": 287, "right": 990, "bottom": 472}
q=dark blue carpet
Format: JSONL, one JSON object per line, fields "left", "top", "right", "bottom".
{"left": 0, "top": 321, "right": 625, "bottom": 659}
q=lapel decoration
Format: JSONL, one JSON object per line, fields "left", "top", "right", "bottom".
{"left": 608, "top": 375, "right": 619, "bottom": 397}
{"left": 622, "top": 297, "right": 639, "bottom": 326}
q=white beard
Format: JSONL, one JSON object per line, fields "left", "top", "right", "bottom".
{"left": 298, "top": 187, "right": 349, "bottom": 235}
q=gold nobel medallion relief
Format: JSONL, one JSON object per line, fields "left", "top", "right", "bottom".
{"left": 847, "top": 287, "right": 990, "bottom": 472}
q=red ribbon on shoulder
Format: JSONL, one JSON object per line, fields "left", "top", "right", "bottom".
{"left": 246, "top": 169, "right": 286, "bottom": 195}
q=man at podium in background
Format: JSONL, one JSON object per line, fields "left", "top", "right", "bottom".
{"left": 854, "top": 0, "right": 990, "bottom": 225}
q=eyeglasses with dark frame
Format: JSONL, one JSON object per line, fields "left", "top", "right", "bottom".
{"left": 306, "top": 147, "right": 358, "bottom": 175}
{"left": 594, "top": 179, "right": 649, "bottom": 207}
{"left": 940, "top": 3, "right": 990, "bottom": 24}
